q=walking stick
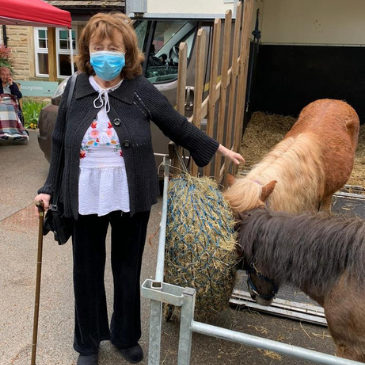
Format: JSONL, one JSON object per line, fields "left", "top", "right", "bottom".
{"left": 31, "top": 200, "right": 45, "bottom": 365}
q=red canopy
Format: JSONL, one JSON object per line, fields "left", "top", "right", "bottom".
{"left": 0, "top": 0, "right": 72, "bottom": 28}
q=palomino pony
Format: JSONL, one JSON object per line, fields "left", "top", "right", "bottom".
{"left": 237, "top": 208, "right": 365, "bottom": 362}
{"left": 224, "top": 99, "right": 359, "bottom": 214}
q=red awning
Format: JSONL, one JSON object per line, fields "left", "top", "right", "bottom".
{"left": 0, "top": 0, "right": 72, "bottom": 28}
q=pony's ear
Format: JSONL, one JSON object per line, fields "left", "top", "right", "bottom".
{"left": 260, "top": 180, "right": 277, "bottom": 202}
{"left": 226, "top": 173, "right": 236, "bottom": 187}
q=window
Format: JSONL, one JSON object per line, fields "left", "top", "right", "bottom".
{"left": 34, "top": 27, "right": 77, "bottom": 78}
{"left": 134, "top": 20, "right": 197, "bottom": 84}
{"left": 134, "top": 20, "right": 150, "bottom": 51}
{"left": 147, "top": 21, "right": 196, "bottom": 83}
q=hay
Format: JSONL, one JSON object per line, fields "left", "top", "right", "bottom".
{"left": 240, "top": 112, "right": 297, "bottom": 169}
{"left": 240, "top": 111, "right": 365, "bottom": 187}
{"left": 164, "top": 174, "right": 239, "bottom": 321}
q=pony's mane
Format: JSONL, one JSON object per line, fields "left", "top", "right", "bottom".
{"left": 224, "top": 134, "right": 325, "bottom": 214}
{"left": 238, "top": 209, "right": 365, "bottom": 295}
{"left": 223, "top": 179, "right": 262, "bottom": 213}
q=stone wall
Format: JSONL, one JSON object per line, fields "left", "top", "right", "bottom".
{"left": 6, "top": 26, "right": 34, "bottom": 81}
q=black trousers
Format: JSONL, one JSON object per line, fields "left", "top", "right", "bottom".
{"left": 72, "top": 210, "right": 150, "bottom": 355}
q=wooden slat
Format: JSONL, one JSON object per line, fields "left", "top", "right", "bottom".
{"left": 229, "top": 296, "right": 327, "bottom": 326}
{"left": 172, "top": 42, "right": 188, "bottom": 174}
{"left": 225, "top": 1, "right": 242, "bottom": 150}
{"left": 201, "top": 97, "right": 209, "bottom": 120}
{"left": 203, "top": 18, "right": 221, "bottom": 177}
{"left": 232, "top": 0, "right": 255, "bottom": 175}
{"left": 176, "top": 42, "right": 187, "bottom": 114}
{"left": 206, "top": 18, "right": 221, "bottom": 135}
{"left": 214, "top": 10, "right": 232, "bottom": 179}
{"left": 222, "top": 1, "right": 243, "bottom": 178}
{"left": 232, "top": 289, "right": 325, "bottom": 317}
{"left": 191, "top": 28, "right": 207, "bottom": 176}
{"left": 47, "top": 28, "right": 57, "bottom": 82}
{"left": 194, "top": 79, "right": 223, "bottom": 126}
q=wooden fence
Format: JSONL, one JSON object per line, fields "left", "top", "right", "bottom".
{"left": 170, "top": 0, "right": 255, "bottom": 184}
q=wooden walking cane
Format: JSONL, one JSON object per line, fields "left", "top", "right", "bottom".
{"left": 31, "top": 200, "right": 45, "bottom": 365}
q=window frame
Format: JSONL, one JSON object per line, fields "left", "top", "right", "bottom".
{"left": 137, "top": 20, "right": 198, "bottom": 84}
{"left": 34, "top": 27, "right": 78, "bottom": 78}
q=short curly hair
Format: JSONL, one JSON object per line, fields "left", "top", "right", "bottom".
{"left": 75, "top": 13, "right": 145, "bottom": 79}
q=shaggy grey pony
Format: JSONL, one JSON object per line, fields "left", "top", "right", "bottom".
{"left": 237, "top": 208, "right": 365, "bottom": 297}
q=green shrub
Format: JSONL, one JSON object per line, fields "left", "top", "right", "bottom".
{"left": 22, "top": 100, "right": 47, "bottom": 129}
{"left": 0, "top": 45, "right": 13, "bottom": 73}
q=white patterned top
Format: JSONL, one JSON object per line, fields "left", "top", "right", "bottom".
{"left": 78, "top": 76, "right": 130, "bottom": 216}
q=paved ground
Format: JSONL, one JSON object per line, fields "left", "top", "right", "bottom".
{"left": 0, "top": 130, "right": 337, "bottom": 365}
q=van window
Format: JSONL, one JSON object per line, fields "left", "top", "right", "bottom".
{"left": 135, "top": 20, "right": 197, "bottom": 84}
{"left": 134, "top": 20, "right": 150, "bottom": 51}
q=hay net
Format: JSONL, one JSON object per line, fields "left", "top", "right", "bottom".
{"left": 164, "top": 173, "right": 239, "bottom": 320}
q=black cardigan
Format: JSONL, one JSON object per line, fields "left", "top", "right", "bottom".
{"left": 38, "top": 73, "right": 219, "bottom": 218}
{"left": 0, "top": 82, "right": 22, "bottom": 100}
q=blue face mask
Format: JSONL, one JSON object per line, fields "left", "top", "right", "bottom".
{"left": 90, "top": 51, "right": 125, "bottom": 81}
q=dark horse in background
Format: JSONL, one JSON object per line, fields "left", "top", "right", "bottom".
{"left": 237, "top": 208, "right": 365, "bottom": 362}
{"left": 224, "top": 99, "right": 359, "bottom": 215}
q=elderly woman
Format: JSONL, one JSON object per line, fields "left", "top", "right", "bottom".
{"left": 35, "top": 12, "right": 244, "bottom": 365}
{"left": 0, "top": 66, "right": 24, "bottom": 124}
{"left": 0, "top": 66, "right": 22, "bottom": 99}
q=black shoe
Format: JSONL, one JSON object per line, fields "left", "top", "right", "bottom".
{"left": 77, "top": 354, "right": 98, "bottom": 365}
{"left": 118, "top": 344, "right": 143, "bottom": 364}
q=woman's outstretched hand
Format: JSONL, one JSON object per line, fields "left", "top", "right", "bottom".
{"left": 217, "top": 144, "right": 245, "bottom": 165}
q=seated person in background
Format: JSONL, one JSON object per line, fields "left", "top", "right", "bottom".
{"left": 0, "top": 66, "right": 22, "bottom": 100}
{"left": 0, "top": 66, "right": 24, "bottom": 124}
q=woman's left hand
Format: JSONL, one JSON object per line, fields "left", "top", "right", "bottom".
{"left": 217, "top": 144, "right": 245, "bottom": 165}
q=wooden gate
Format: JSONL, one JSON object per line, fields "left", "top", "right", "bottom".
{"left": 170, "top": 0, "right": 255, "bottom": 183}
